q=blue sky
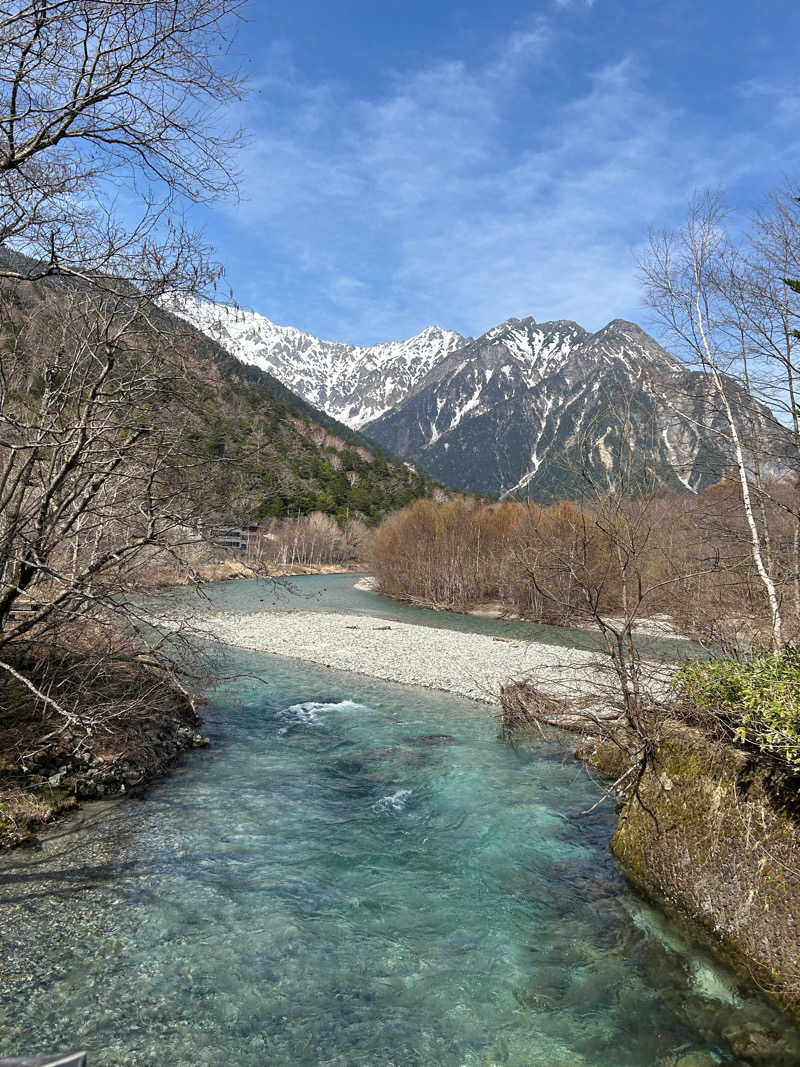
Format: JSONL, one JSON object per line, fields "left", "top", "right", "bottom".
{"left": 198, "top": 0, "right": 800, "bottom": 345}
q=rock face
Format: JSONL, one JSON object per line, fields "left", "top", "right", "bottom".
{"left": 607, "top": 728, "right": 800, "bottom": 1026}
{"left": 165, "top": 296, "right": 467, "bottom": 429}
{"left": 173, "top": 297, "right": 795, "bottom": 499}
{"left": 364, "top": 316, "right": 792, "bottom": 499}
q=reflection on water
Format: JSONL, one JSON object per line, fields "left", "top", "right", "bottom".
{"left": 1, "top": 647, "right": 797, "bottom": 1065}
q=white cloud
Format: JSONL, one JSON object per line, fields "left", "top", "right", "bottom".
{"left": 218, "top": 13, "right": 795, "bottom": 344}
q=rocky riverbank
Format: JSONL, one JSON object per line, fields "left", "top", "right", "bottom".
{"left": 365, "top": 577, "right": 689, "bottom": 637}
{"left": 501, "top": 684, "right": 800, "bottom": 1046}
{"left": 606, "top": 728, "right": 800, "bottom": 1026}
{"left": 190, "top": 608, "right": 622, "bottom": 704}
{"left": 0, "top": 666, "right": 208, "bottom": 849}
{"left": 139, "top": 559, "right": 364, "bottom": 590}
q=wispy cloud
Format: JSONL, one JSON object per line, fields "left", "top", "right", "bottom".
{"left": 218, "top": 9, "right": 796, "bottom": 344}
{"left": 738, "top": 79, "right": 800, "bottom": 131}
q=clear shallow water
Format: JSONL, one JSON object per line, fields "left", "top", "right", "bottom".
{"left": 140, "top": 571, "right": 694, "bottom": 660}
{"left": 1, "top": 646, "right": 797, "bottom": 1066}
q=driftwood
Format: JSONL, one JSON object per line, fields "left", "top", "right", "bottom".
{"left": 498, "top": 681, "right": 623, "bottom": 742}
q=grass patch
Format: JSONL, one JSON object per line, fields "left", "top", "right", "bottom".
{"left": 0, "top": 785, "right": 77, "bottom": 846}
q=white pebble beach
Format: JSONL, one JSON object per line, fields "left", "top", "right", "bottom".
{"left": 192, "top": 610, "right": 608, "bottom": 704}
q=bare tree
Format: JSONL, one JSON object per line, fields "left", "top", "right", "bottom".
{"left": 0, "top": 0, "right": 245, "bottom": 295}
{"left": 518, "top": 408, "right": 685, "bottom": 732}
{"left": 0, "top": 282, "right": 215, "bottom": 716}
{"left": 644, "top": 193, "right": 786, "bottom": 647}
{"left": 733, "top": 191, "right": 800, "bottom": 622}
{"left": 0, "top": 0, "right": 246, "bottom": 738}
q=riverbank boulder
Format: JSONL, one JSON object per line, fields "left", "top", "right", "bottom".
{"left": 603, "top": 726, "right": 800, "bottom": 1021}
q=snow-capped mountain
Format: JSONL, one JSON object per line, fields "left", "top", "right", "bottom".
{"left": 166, "top": 296, "right": 467, "bottom": 428}
{"left": 362, "top": 316, "right": 792, "bottom": 499}
{"left": 174, "top": 297, "right": 792, "bottom": 500}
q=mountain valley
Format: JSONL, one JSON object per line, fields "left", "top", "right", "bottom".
{"left": 174, "top": 298, "right": 791, "bottom": 499}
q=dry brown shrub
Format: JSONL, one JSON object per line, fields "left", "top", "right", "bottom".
{"left": 368, "top": 484, "right": 795, "bottom": 641}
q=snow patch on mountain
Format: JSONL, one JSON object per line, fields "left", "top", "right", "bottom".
{"left": 166, "top": 296, "right": 467, "bottom": 429}
{"left": 362, "top": 314, "right": 787, "bottom": 500}
{"left": 164, "top": 295, "right": 793, "bottom": 500}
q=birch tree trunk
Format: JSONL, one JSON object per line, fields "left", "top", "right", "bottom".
{"left": 694, "top": 303, "right": 783, "bottom": 646}
{"left": 644, "top": 193, "right": 786, "bottom": 648}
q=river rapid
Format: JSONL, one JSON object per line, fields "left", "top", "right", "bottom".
{"left": 0, "top": 576, "right": 797, "bottom": 1066}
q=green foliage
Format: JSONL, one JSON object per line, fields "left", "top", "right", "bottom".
{"left": 676, "top": 647, "right": 800, "bottom": 771}
{"left": 175, "top": 331, "right": 437, "bottom": 524}
{"left": 207, "top": 401, "right": 433, "bottom": 523}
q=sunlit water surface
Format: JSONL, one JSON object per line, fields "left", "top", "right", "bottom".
{"left": 0, "top": 580, "right": 793, "bottom": 1065}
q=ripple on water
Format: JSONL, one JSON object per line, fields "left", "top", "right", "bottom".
{"left": 1, "top": 647, "right": 798, "bottom": 1067}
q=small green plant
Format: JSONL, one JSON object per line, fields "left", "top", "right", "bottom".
{"left": 676, "top": 646, "right": 800, "bottom": 771}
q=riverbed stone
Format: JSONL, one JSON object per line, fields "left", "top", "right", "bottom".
{"left": 657, "top": 1053, "right": 718, "bottom": 1067}
{"left": 722, "top": 1021, "right": 793, "bottom": 1063}
{"left": 187, "top": 607, "right": 636, "bottom": 706}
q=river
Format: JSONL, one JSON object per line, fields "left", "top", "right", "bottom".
{"left": 142, "top": 571, "right": 692, "bottom": 657}
{"left": 0, "top": 575, "right": 795, "bottom": 1065}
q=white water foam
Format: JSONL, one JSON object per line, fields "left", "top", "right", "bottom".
{"left": 277, "top": 699, "right": 366, "bottom": 734}
{"left": 373, "top": 788, "right": 413, "bottom": 814}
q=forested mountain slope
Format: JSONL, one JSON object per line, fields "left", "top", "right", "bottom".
{"left": 0, "top": 271, "right": 435, "bottom": 525}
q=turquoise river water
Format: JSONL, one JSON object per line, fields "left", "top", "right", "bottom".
{"left": 139, "top": 572, "right": 693, "bottom": 659}
{"left": 0, "top": 576, "right": 796, "bottom": 1065}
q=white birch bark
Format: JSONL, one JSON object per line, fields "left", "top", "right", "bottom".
{"left": 694, "top": 296, "right": 784, "bottom": 646}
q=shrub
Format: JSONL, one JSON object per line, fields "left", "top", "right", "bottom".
{"left": 676, "top": 647, "right": 800, "bottom": 771}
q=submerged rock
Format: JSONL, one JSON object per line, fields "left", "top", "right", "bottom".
{"left": 657, "top": 1053, "right": 719, "bottom": 1067}
{"left": 722, "top": 1021, "right": 797, "bottom": 1064}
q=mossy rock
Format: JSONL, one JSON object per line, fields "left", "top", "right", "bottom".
{"left": 611, "top": 726, "right": 800, "bottom": 1019}
{"left": 576, "top": 736, "right": 635, "bottom": 781}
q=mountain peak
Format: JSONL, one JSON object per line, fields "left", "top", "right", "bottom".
{"left": 173, "top": 295, "right": 779, "bottom": 502}
{"left": 362, "top": 312, "right": 782, "bottom": 502}
{"left": 166, "top": 296, "right": 467, "bottom": 429}
{"left": 396, "top": 323, "right": 468, "bottom": 350}
{"left": 597, "top": 318, "right": 647, "bottom": 336}
{"left": 483, "top": 315, "right": 534, "bottom": 340}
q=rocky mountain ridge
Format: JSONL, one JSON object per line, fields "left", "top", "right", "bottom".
{"left": 174, "top": 298, "right": 791, "bottom": 499}
{"left": 166, "top": 296, "right": 467, "bottom": 428}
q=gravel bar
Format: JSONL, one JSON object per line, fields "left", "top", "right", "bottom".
{"left": 193, "top": 610, "right": 606, "bottom": 704}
